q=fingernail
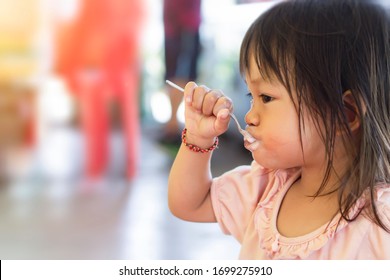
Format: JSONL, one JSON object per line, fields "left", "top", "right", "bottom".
{"left": 220, "top": 111, "right": 229, "bottom": 119}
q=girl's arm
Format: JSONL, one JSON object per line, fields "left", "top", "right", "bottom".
{"left": 168, "top": 82, "right": 232, "bottom": 222}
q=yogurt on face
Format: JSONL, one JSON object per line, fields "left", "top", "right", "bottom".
{"left": 242, "top": 130, "right": 255, "bottom": 143}
{"left": 242, "top": 130, "right": 259, "bottom": 151}
{"left": 244, "top": 139, "right": 259, "bottom": 152}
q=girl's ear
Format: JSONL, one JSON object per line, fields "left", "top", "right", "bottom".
{"left": 342, "top": 90, "right": 362, "bottom": 132}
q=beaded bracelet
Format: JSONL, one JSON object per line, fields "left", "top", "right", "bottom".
{"left": 181, "top": 128, "right": 219, "bottom": 153}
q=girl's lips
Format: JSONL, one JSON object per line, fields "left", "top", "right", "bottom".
{"left": 244, "top": 139, "right": 259, "bottom": 151}
{"left": 243, "top": 132, "right": 256, "bottom": 144}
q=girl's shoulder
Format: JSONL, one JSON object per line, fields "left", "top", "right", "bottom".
{"left": 352, "top": 185, "right": 390, "bottom": 259}
{"left": 374, "top": 185, "right": 390, "bottom": 205}
{"left": 339, "top": 184, "right": 390, "bottom": 236}
{"left": 211, "top": 161, "right": 299, "bottom": 242}
{"left": 356, "top": 185, "right": 390, "bottom": 227}
{"left": 371, "top": 185, "right": 390, "bottom": 228}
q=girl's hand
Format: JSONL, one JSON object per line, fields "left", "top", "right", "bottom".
{"left": 183, "top": 82, "right": 232, "bottom": 145}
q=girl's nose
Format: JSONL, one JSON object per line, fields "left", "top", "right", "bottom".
{"left": 245, "top": 107, "right": 260, "bottom": 127}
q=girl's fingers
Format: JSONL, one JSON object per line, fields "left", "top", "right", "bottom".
{"left": 202, "top": 90, "right": 223, "bottom": 116}
{"left": 190, "top": 86, "right": 231, "bottom": 117}
{"left": 184, "top": 81, "right": 197, "bottom": 105}
{"left": 184, "top": 82, "right": 232, "bottom": 123}
{"left": 192, "top": 85, "right": 210, "bottom": 112}
{"left": 215, "top": 108, "right": 231, "bottom": 134}
{"left": 213, "top": 96, "right": 233, "bottom": 117}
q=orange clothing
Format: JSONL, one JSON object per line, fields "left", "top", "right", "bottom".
{"left": 55, "top": 0, "right": 145, "bottom": 179}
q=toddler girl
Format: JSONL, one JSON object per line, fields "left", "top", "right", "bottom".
{"left": 168, "top": 0, "right": 390, "bottom": 259}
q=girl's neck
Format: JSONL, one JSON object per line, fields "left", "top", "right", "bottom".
{"left": 278, "top": 164, "right": 341, "bottom": 237}
{"left": 298, "top": 160, "right": 347, "bottom": 197}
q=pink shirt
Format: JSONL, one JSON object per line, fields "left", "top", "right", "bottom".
{"left": 211, "top": 161, "right": 390, "bottom": 259}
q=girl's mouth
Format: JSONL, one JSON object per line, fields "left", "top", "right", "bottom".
{"left": 242, "top": 130, "right": 256, "bottom": 144}
{"left": 244, "top": 139, "right": 259, "bottom": 152}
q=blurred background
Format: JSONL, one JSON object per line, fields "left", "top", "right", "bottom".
{"left": 0, "top": 0, "right": 295, "bottom": 259}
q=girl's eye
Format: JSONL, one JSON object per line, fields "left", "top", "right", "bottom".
{"left": 260, "top": 94, "right": 273, "bottom": 103}
{"left": 246, "top": 92, "right": 274, "bottom": 104}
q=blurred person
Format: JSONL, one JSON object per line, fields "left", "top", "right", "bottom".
{"left": 161, "top": 0, "right": 202, "bottom": 144}
{"left": 54, "top": 0, "right": 145, "bottom": 181}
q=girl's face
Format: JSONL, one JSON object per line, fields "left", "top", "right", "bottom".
{"left": 244, "top": 56, "right": 326, "bottom": 170}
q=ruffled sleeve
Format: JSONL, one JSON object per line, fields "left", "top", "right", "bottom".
{"left": 210, "top": 161, "right": 276, "bottom": 243}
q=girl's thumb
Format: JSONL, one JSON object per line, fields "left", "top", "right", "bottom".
{"left": 215, "top": 109, "right": 230, "bottom": 134}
